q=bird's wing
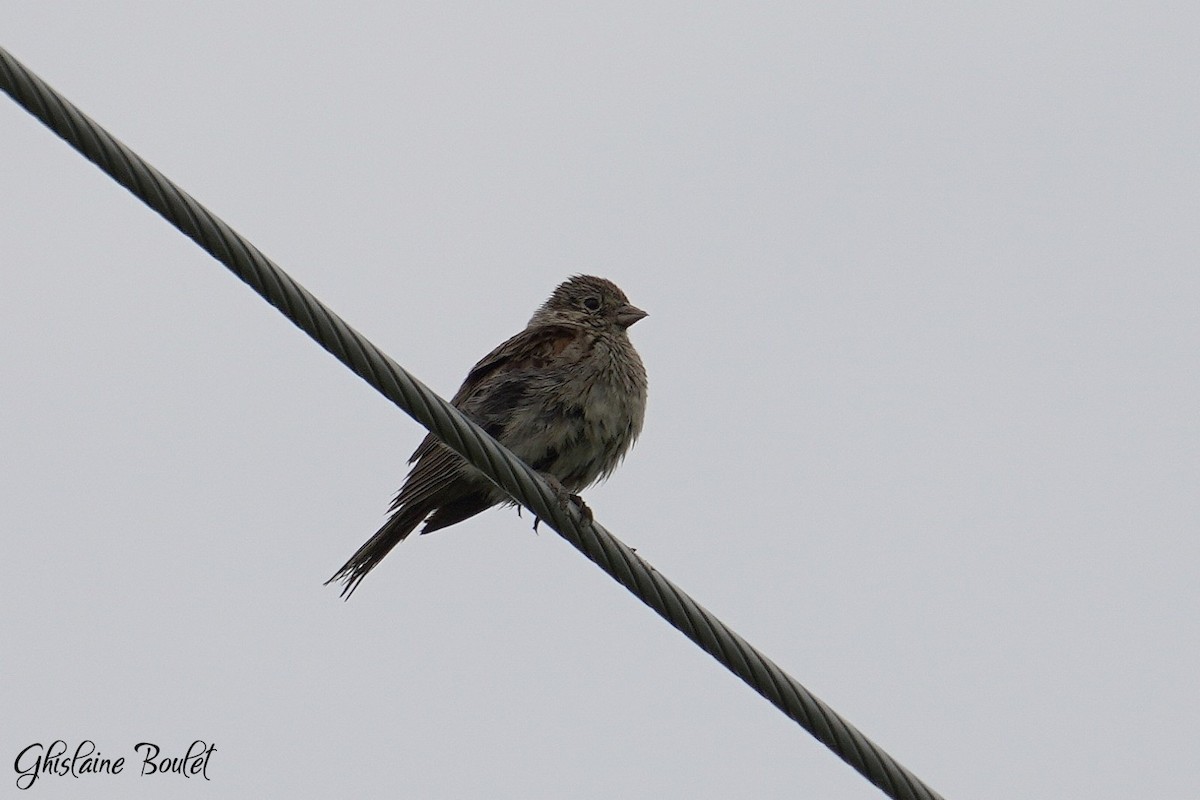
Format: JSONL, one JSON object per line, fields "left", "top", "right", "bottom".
{"left": 452, "top": 323, "right": 582, "bottom": 404}
{"left": 405, "top": 323, "right": 582, "bottom": 465}
{"left": 392, "top": 323, "right": 583, "bottom": 512}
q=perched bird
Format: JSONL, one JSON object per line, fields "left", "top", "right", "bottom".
{"left": 328, "top": 275, "right": 648, "bottom": 597}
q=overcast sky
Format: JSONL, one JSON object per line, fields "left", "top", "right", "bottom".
{"left": 3, "top": 4, "right": 1198, "bottom": 799}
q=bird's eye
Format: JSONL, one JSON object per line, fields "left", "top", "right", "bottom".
{"left": 583, "top": 297, "right": 601, "bottom": 312}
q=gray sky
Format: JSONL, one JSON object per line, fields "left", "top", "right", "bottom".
{"left": 3, "top": 4, "right": 1198, "bottom": 798}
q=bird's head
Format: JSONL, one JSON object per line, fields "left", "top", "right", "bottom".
{"left": 530, "top": 275, "right": 647, "bottom": 332}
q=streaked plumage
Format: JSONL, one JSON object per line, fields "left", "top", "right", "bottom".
{"left": 328, "top": 275, "right": 647, "bottom": 597}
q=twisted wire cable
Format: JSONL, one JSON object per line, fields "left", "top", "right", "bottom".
{"left": 1, "top": 45, "right": 946, "bottom": 800}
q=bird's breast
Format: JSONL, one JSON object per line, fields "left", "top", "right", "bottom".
{"left": 506, "top": 342, "right": 645, "bottom": 491}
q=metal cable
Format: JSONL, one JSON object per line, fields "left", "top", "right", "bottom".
{"left": 1, "top": 45, "right": 946, "bottom": 800}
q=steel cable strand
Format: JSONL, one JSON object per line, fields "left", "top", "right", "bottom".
{"left": 1, "top": 46, "right": 946, "bottom": 800}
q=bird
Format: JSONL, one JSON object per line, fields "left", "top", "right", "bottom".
{"left": 327, "top": 275, "right": 648, "bottom": 597}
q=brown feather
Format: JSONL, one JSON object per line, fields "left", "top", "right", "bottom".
{"left": 327, "top": 276, "right": 647, "bottom": 597}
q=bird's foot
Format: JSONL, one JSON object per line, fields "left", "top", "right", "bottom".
{"left": 531, "top": 474, "right": 592, "bottom": 532}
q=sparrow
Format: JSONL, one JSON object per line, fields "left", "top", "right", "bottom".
{"left": 328, "top": 275, "right": 648, "bottom": 597}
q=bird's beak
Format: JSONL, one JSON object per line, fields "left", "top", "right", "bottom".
{"left": 616, "top": 304, "right": 648, "bottom": 329}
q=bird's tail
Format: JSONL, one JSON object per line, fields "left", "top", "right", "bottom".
{"left": 326, "top": 504, "right": 428, "bottom": 599}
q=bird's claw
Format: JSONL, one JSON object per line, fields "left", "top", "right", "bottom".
{"left": 571, "top": 494, "right": 594, "bottom": 522}
{"left": 531, "top": 473, "right": 593, "bottom": 532}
